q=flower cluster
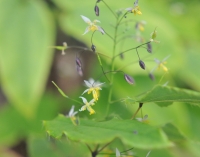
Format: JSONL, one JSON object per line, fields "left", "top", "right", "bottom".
{"left": 79, "top": 78, "right": 104, "bottom": 115}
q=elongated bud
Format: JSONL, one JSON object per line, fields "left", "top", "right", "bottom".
{"left": 139, "top": 60, "right": 145, "bottom": 70}
{"left": 149, "top": 73, "right": 155, "bottom": 81}
{"left": 97, "top": 0, "right": 101, "bottom": 3}
{"left": 91, "top": 44, "right": 96, "bottom": 52}
{"left": 76, "top": 57, "right": 82, "bottom": 68}
{"left": 147, "top": 42, "right": 152, "bottom": 53}
{"left": 77, "top": 66, "right": 83, "bottom": 76}
{"left": 94, "top": 5, "right": 99, "bottom": 16}
{"left": 124, "top": 74, "right": 134, "bottom": 84}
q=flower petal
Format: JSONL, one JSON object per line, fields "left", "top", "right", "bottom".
{"left": 79, "top": 105, "right": 87, "bottom": 111}
{"left": 82, "top": 89, "right": 89, "bottom": 95}
{"left": 79, "top": 96, "right": 88, "bottom": 104}
{"left": 89, "top": 99, "right": 95, "bottom": 105}
{"left": 81, "top": 15, "right": 91, "bottom": 23}
{"left": 84, "top": 80, "right": 92, "bottom": 87}
{"left": 68, "top": 105, "right": 75, "bottom": 117}
{"left": 97, "top": 26, "right": 105, "bottom": 34}
{"left": 82, "top": 26, "right": 90, "bottom": 35}
{"left": 125, "top": 7, "right": 133, "bottom": 12}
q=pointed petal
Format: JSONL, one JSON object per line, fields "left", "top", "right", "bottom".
{"left": 162, "top": 55, "right": 171, "bottom": 62}
{"left": 79, "top": 97, "right": 88, "bottom": 104}
{"left": 116, "top": 148, "right": 120, "bottom": 157}
{"left": 97, "top": 26, "right": 105, "bottom": 34}
{"left": 81, "top": 15, "right": 91, "bottom": 23}
{"left": 79, "top": 105, "right": 87, "bottom": 111}
{"left": 89, "top": 99, "right": 95, "bottom": 105}
{"left": 93, "top": 20, "right": 101, "bottom": 23}
{"left": 82, "top": 89, "right": 89, "bottom": 95}
{"left": 82, "top": 26, "right": 90, "bottom": 35}
{"left": 94, "top": 82, "right": 104, "bottom": 87}
{"left": 84, "top": 80, "right": 92, "bottom": 87}
{"left": 68, "top": 105, "right": 75, "bottom": 116}
{"left": 125, "top": 7, "right": 133, "bottom": 11}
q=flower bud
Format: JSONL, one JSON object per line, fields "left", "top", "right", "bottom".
{"left": 147, "top": 42, "right": 152, "bottom": 53}
{"left": 96, "top": 0, "right": 101, "bottom": 3}
{"left": 91, "top": 44, "right": 96, "bottom": 52}
{"left": 76, "top": 57, "right": 82, "bottom": 68}
{"left": 77, "top": 66, "right": 83, "bottom": 76}
{"left": 124, "top": 74, "right": 134, "bottom": 84}
{"left": 94, "top": 5, "right": 99, "bottom": 16}
{"left": 139, "top": 60, "right": 145, "bottom": 70}
{"left": 149, "top": 73, "right": 155, "bottom": 81}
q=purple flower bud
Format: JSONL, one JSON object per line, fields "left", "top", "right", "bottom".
{"left": 94, "top": 5, "right": 99, "bottom": 16}
{"left": 149, "top": 73, "right": 155, "bottom": 81}
{"left": 147, "top": 42, "right": 152, "bottom": 53}
{"left": 77, "top": 66, "right": 83, "bottom": 76}
{"left": 124, "top": 74, "right": 134, "bottom": 84}
{"left": 91, "top": 44, "right": 96, "bottom": 52}
{"left": 139, "top": 60, "right": 145, "bottom": 70}
{"left": 76, "top": 57, "right": 82, "bottom": 68}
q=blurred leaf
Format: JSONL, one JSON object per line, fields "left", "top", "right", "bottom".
{"left": 44, "top": 114, "right": 172, "bottom": 149}
{"left": 162, "top": 123, "right": 186, "bottom": 142}
{"left": 138, "top": 85, "right": 200, "bottom": 106}
{"left": 28, "top": 136, "right": 89, "bottom": 157}
{"left": 0, "top": 0, "right": 55, "bottom": 117}
{"left": 52, "top": 81, "right": 68, "bottom": 98}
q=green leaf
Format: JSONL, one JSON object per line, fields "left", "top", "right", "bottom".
{"left": 162, "top": 123, "right": 186, "bottom": 142}
{"left": 0, "top": 0, "right": 55, "bottom": 117}
{"left": 52, "top": 81, "right": 68, "bottom": 98}
{"left": 138, "top": 85, "right": 200, "bottom": 106}
{"left": 28, "top": 136, "right": 90, "bottom": 157}
{"left": 44, "top": 114, "right": 172, "bottom": 149}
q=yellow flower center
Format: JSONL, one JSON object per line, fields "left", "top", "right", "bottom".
{"left": 132, "top": 6, "right": 142, "bottom": 15}
{"left": 89, "top": 24, "right": 98, "bottom": 31}
{"left": 88, "top": 87, "right": 100, "bottom": 101}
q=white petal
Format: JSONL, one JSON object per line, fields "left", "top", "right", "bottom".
{"left": 79, "top": 105, "right": 87, "bottom": 111}
{"left": 79, "top": 97, "right": 88, "bottom": 104}
{"left": 97, "top": 26, "right": 105, "bottom": 34}
{"left": 93, "top": 20, "right": 101, "bottom": 23}
{"left": 162, "top": 55, "right": 171, "bottom": 62}
{"left": 68, "top": 105, "right": 75, "bottom": 116}
{"left": 82, "top": 89, "right": 89, "bottom": 95}
{"left": 84, "top": 80, "right": 92, "bottom": 87}
{"left": 143, "top": 115, "right": 148, "bottom": 120}
{"left": 125, "top": 7, "right": 132, "bottom": 11}
{"left": 72, "top": 111, "right": 78, "bottom": 116}
{"left": 154, "top": 58, "right": 160, "bottom": 64}
{"left": 88, "top": 78, "right": 95, "bottom": 84}
{"left": 94, "top": 82, "right": 104, "bottom": 87}
{"left": 81, "top": 15, "right": 91, "bottom": 23}
{"left": 82, "top": 26, "right": 90, "bottom": 35}
{"left": 116, "top": 148, "right": 120, "bottom": 157}
{"left": 146, "top": 150, "right": 151, "bottom": 157}
{"left": 89, "top": 99, "right": 95, "bottom": 105}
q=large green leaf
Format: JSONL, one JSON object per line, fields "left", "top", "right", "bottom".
{"left": 44, "top": 114, "right": 172, "bottom": 149}
{"left": 0, "top": 0, "right": 55, "bottom": 117}
{"left": 138, "top": 85, "right": 200, "bottom": 106}
{"left": 28, "top": 136, "right": 90, "bottom": 157}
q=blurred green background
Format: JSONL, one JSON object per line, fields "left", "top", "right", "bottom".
{"left": 0, "top": 0, "right": 200, "bottom": 156}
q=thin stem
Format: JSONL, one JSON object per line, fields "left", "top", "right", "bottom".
{"left": 86, "top": 143, "right": 93, "bottom": 153}
{"left": 97, "top": 52, "right": 112, "bottom": 59}
{"left": 101, "top": 0, "right": 118, "bottom": 19}
{"left": 120, "top": 147, "right": 134, "bottom": 154}
{"left": 131, "top": 103, "right": 143, "bottom": 119}
{"left": 110, "top": 98, "right": 126, "bottom": 104}
{"left": 136, "top": 48, "right": 140, "bottom": 60}
{"left": 97, "top": 141, "right": 112, "bottom": 153}
{"left": 105, "top": 31, "right": 115, "bottom": 41}
{"left": 68, "top": 97, "right": 83, "bottom": 106}
{"left": 113, "top": 41, "right": 151, "bottom": 59}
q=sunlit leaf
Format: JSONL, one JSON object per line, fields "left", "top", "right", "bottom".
{"left": 138, "top": 85, "right": 200, "bottom": 106}
{"left": 44, "top": 114, "right": 172, "bottom": 149}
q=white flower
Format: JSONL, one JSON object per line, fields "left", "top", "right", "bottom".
{"left": 153, "top": 55, "right": 171, "bottom": 72}
{"left": 81, "top": 15, "right": 105, "bottom": 35}
{"left": 126, "top": 0, "right": 142, "bottom": 15}
{"left": 67, "top": 105, "right": 78, "bottom": 118}
{"left": 136, "top": 114, "right": 149, "bottom": 123}
{"left": 82, "top": 78, "right": 104, "bottom": 101}
{"left": 79, "top": 97, "right": 96, "bottom": 115}
{"left": 116, "top": 148, "right": 121, "bottom": 157}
